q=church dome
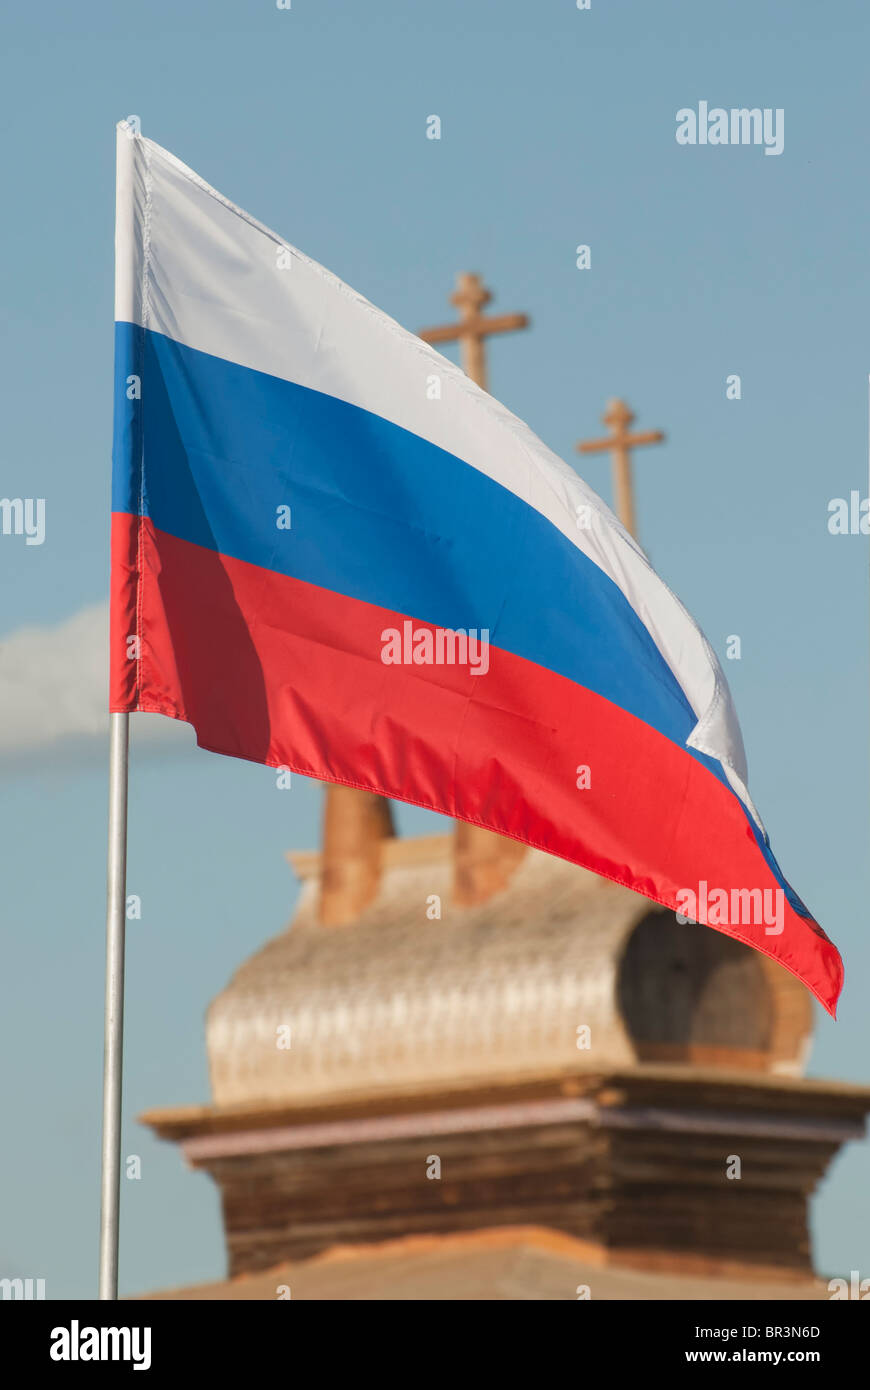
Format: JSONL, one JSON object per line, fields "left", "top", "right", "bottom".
{"left": 205, "top": 837, "right": 812, "bottom": 1109}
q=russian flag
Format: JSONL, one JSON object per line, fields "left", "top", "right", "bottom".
{"left": 110, "top": 124, "right": 842, "bottom": 1015}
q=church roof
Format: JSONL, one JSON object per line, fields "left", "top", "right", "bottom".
{"left": 205, "top": 835, "right": 811, "bottom": 1109}
{"left": 207, "top": 839, "right": 652, "bottom": 1107}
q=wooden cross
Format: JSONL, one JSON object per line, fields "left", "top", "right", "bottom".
{"left": 418, "top": 271, "right": 529, "bottom": 393}
{"left": 576, "top": 399, "right": 665, "bottom": 541}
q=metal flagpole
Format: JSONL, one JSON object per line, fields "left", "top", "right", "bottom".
{"left": 99, "top": 710, "right": 130, "bottom": 1299}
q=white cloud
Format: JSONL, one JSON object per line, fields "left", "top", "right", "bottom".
{"left": 0, "top": 602, "right": 192, "bottom": 760}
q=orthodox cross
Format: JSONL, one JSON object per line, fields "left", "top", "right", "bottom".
{"left": 418, "top": 271, "right": 529, "bottom": 393}
{"left": 576, "top": 399, "right": 664, "bottom": 540}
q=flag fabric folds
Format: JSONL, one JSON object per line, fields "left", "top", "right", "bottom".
{"left": 110, "top": 125, "right": 842, "bottom": 1014}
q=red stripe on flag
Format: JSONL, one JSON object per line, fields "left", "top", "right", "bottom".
{"left": 110, "top": 513, "right": 842, "bottom": 1014}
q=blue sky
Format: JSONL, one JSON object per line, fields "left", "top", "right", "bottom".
{"left": 0, "top": 0, "right": 867, "bottom": 1297}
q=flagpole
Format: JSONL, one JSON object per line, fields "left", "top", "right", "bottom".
{"left": 99, "top": 710, "right": 130, "bottom": 1299}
